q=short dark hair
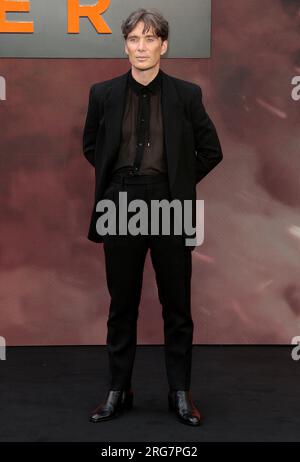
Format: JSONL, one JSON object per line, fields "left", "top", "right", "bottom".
{"left": 121, "top": 8, "right": 169, "bottom": 42}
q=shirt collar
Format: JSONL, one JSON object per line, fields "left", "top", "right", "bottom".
{"left": 127, "top": 68, "right": 162, "bottom": 95}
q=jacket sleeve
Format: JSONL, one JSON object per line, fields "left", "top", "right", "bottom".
{"left": 82, "top": 84, "right": 99, "bottom": 167}
{"left": 191, "top": 84, "right": 223, "bottom": 184}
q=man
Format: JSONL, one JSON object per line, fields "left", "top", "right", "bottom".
{"left": 82, "top": 8, "right": 223, "bottom": 426}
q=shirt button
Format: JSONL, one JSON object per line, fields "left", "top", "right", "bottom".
{"left": 138, "top": 142, "right": 143, "bottom": 146}
{"left": 142, "top": 94, "right": 147, "bottom": 98}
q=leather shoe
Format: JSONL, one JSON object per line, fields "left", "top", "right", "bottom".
{"left": 89, "top": 388, "right": 134, "bottom": 422}
{"left": 168, "top": 390, "right": 202, "bottom": 426}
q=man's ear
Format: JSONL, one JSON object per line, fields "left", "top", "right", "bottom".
{"left": 161, "top": 40, "right": 168, "bottom": 56}
{"left": 124, "top": 41, "right": 129, "bottom": 56}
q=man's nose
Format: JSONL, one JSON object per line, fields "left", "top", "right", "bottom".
{"left": 137, "top": 40, "right": 147, "bottom": 50}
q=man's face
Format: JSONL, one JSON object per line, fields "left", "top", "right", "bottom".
{"left": 125, "top": 21, "right": 168, "bottom": 71}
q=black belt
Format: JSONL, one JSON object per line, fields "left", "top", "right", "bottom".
{"left": 111, "top": 172, "right": 168, "bottom": 185}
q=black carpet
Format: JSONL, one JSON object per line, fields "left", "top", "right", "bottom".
{"left": 0, "top": 346, "right": 299, "bottom": 442}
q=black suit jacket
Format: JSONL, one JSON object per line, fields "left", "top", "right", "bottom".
{"left": 82, "top": 68, "right": 223, "bottom": 247}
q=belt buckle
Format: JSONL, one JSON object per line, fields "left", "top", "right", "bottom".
{"left": 127, "top": 168, "right": 138, "bottom": 177}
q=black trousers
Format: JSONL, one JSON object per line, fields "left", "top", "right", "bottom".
{"left": 101, "top": 172, "right": 194, "bottom": 391}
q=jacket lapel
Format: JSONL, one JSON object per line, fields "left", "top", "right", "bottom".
{"left": 103, "top": 68, "right": 184, "bottom": 188}
{"left": 102, "top": 70, "right": 129, "bottom": 170}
